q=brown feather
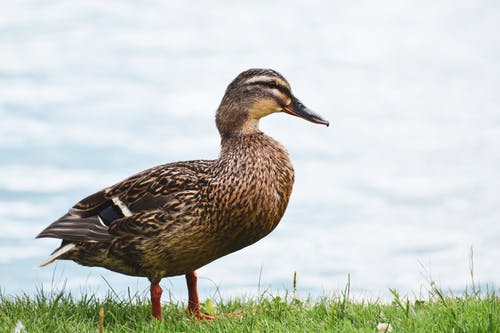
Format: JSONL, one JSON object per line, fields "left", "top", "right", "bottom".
{"left": 36, "top": 68, "right": 328, "bottom": 286}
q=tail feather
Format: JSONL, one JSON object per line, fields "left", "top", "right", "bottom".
{"left": 36, "top": 243, "right": 76, "bottom": 268}
{"left": 36, "top": 212, "right": 113, "bottom": 242}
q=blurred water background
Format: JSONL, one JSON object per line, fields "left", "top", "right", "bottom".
{"left": 1, "top": 0, "right": 499, "bottom": 302}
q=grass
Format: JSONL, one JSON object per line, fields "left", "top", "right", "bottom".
{"left": 1, "top": 280, "right": 498, "bottom": 332}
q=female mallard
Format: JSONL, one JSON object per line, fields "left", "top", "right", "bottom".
{"left": 37, "top": 68, "right": 329, "bottom": 320}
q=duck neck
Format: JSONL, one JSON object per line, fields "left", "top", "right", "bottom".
{"left": 219, "top": 131, "right": 263, "bottom": 158}
{"left": 217, "top": 115, "right": 262, "bottom": 140}
{"left": 216, "top": 94, "right": 265, "bottom": 139}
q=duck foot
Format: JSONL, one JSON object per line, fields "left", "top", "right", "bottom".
{"left": 185, "top": 271, "right": 216, "bottom": 320}
{"left": 187, "top": 308, "right": 244, "bottom": 321}
{"left": 187, "top": 309, "right": 217, "bottom": 321}
{"left": 185, "top": 271, "right": 244, "bottom": 320}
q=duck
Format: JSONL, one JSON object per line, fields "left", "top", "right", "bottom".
{"left": 36, "top": 68, "right": 329, "bottom": 321}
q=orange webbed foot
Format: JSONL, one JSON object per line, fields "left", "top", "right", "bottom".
{"left": 186, "top": 308, "right": 216, "bottom": 321}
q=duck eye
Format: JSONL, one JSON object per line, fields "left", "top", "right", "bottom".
{"left": 265, "top": 81, "right": 280, "bottom": 89}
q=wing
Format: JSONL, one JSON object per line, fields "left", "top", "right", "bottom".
{"left": 36, "top": 160, "right": 213, "bottom": 243}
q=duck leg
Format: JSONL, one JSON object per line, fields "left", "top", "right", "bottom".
{"left": 185, "top": 271, "right": 215, "bottom": 320}
{"left": 150, "top": 282, "right": 163, "bottom": 320}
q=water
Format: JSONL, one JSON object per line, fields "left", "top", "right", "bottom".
{"left": 1, "top": 0, "right": 499, "bottom": 302}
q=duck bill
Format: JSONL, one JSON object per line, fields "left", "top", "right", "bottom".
{"left": 284, "top": 96, "right": 329, "bottom": 126}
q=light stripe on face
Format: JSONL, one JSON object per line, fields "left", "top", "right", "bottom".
{"left": 242, "top": 75, "right": 291, "bottom": 91}
{"left": 242, "top": 75, "right": 292, "bottom": 109}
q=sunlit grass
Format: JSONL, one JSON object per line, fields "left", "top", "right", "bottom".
{"left": 1, "top": 278, "right": 498, "bottom": 332}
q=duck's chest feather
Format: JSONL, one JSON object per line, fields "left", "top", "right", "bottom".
{"left": 204, "top": 132, "right": 295, "bottom": 252}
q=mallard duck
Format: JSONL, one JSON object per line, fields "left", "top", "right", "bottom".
{"left": 37, "top": 68, "right": 329, "bottom": 320}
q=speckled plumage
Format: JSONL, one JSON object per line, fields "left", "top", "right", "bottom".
{"left": 37, "top": 68, "right": 328, "bottom": 320}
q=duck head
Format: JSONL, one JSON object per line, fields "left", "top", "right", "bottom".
{"left": 216, "top": 69, "right": 329, "bottom": 138}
